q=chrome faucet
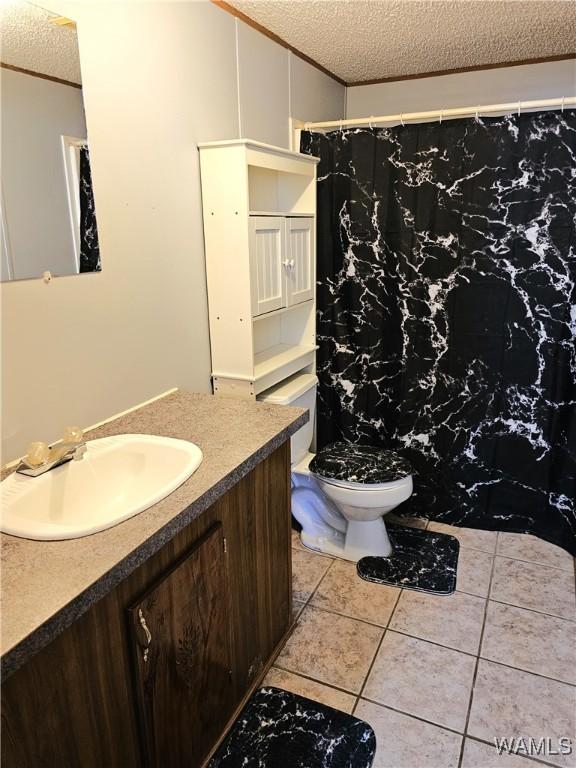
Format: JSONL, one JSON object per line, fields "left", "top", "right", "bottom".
{"left": 16, "top": 427, "right": 87, "bottom": 477}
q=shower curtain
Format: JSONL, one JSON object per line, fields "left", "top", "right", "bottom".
{"left": 301, "top": 110, "right": 576, "bottom": 555}
{"left": 79, "top": 146, "right": 101, "bottom": 273}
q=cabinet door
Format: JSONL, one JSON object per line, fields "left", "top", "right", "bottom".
{"left": 128, "top": 524, "right": 234, "bottom": 768}
{"left": 249, "top": 216, "right": 286, "bottom": 316}
{"left": 285, "top": 216, "right": 314, "bottom": 306}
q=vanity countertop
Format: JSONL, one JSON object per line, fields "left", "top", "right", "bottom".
{"left": 1, "top": 390, "right": 307, "bottom": 679}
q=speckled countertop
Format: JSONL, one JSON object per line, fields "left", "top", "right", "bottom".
{"left": 1, "top": 390, "right": 306, "bottom": 680}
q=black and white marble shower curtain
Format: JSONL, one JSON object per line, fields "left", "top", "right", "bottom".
{"left": 79, "top": 146, "right": 101, "bottom": 273}
{"left": 301, "top": 111, "right": 576, "bottom": 555}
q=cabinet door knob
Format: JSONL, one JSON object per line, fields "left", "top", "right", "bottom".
{"left": 137, "top": 608, "right": 152, "bottom": 663}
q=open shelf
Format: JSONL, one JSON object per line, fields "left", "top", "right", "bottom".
{"left": 254, "top": 343, "right": 317, "bottom": 394}
{"left": 248, "top": 165, "right": 315, "bottom": 215}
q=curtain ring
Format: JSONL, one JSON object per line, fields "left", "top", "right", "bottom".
{"left": 518, "top": 100, "right": 521, "bottom": 117}
{"left": 561, "top": 95, "right": 565, "bottom": 112}
{"left": 475, "top": 105, "right": 480, "bottom": 121}
{"left": 438, "top": 110, "right": 443, "bottom": 124}
{"left": 369, "top": 115, "right": 374, "bottom": 129}
{"left": 400, "top": 113, "right": 405, "bottom": 127}
{"left": 339, "top": 118, "right": 343, "bottom": 132}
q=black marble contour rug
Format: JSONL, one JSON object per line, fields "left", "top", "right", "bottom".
{"left": 357, "top": 524, "right": 459, "bottom": 595}
{"left": 209, "top": 687, "right": 376, "bottom": 768}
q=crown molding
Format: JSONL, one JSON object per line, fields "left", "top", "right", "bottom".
{"left": 1, "top": 62, "right": 81, "bottom": 89}
{"left": 347, "top": 53, "right": 576, "bottom": 87}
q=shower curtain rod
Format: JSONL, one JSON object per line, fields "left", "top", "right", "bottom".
{"left": 299, "top": 96, "right": 576, "bottom": 131}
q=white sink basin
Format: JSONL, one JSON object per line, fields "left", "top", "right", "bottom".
{"left": 1, "top": 434, "right": 203, "bottom": 541}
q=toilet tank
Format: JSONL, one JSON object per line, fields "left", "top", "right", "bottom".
{"left": 257, "top": 373, "right": 317, "bottom": 465}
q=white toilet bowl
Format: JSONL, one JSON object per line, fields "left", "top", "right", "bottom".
{"left": 315, "top": 474, "right": 413, "bottom": 559}
{"left": 258, "top": 373, "right": 414, "bottom": 562}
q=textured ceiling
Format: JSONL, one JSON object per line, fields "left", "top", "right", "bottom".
{"left": 228, "top": 0, "right": 576, "bottom": 83}
{"left": 0, "top": 0, "right": 81, "bottom": 84}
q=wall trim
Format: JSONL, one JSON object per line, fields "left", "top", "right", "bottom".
{"left": 210, "top": 0, "right": 346, "bottom": 85}
{"left": 234, "top": 18, "right": 243, "bottom": 138}
{"left": 1, "top": 62, "right": 81, "bottom": 89}
{"left": 347, "top": 53, "right": 576, "bottom": 87}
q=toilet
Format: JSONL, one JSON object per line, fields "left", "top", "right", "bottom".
{"left": 258, "top": 373, "right": 413, "bottom": 562}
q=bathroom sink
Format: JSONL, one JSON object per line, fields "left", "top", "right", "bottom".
{"left": 1, "top": 434, "right": 203, "bottom": 541}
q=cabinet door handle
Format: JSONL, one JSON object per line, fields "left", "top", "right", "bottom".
{"left": 137, "top": 608, "right": 152, "bottom": 663}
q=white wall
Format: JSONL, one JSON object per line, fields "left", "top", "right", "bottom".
{"left": 237, "top": 22, "right": 289, "bottom": 147}
{"left": 0, "top": 0, "right": 345, "bottom": 463}
{"left": 291, "top": 54, "right": 346, "bottom": 124}
{"left": 1, "top": 69, "right": 86, "bottom": 280}
{"left": 346, "top": 60, "right": 576, "bottom": 118}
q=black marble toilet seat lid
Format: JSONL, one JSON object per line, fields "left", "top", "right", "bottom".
{"left": 309, "top": 441, "right": 413, "bottom": 485}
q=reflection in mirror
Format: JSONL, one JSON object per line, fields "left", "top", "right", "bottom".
{"left": 0, "top": 0, "right": 100, "bottom": 281}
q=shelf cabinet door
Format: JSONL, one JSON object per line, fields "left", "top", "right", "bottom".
{"left": 128, "top": 524, "right": 234, "bottom": 768}
{"left": 285, "top": 216, "right": 314, "bottom": 307}
{"left": 249, "top": 216, "right": 287, "bottom": 317}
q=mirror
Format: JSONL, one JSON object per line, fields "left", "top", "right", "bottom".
{"left": 0, "top": 0, "right": 100, "bottom": 281}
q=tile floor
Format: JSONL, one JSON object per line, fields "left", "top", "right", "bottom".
{"left": 265, "top": 519, "right": 576, "bottom": 768}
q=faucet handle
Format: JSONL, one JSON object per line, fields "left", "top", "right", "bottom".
{"left": 25, "top": 441, "right": 49, "bottom": 467}
{"left": 63, "top": 426, "right": 84, "bottom": 444}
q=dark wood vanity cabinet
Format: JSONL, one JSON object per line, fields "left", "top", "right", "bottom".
{"left": 1, "top": 442, "right": 292, "bottom": 768}
{"left": 129, "top": 524, "right": 235, "bottom": 768}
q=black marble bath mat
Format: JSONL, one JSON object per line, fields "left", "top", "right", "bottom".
{"left": 357, "top": 524, "right": 459, "bottom": 595}
{"left": 209, "top": 686, "right": 376, "bottom": 768}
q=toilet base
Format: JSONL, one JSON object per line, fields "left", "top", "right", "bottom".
{"left": 291, "top": 470, "right": 399, "bottom": 563}
{"left": 345, "top": 518, "right": 393, "bottom": 560}
{"left": 300, "top": 517, "right": 393, "bottom": 563}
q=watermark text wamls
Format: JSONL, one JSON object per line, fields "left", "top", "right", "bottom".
{"left": 494, "top": 737, "right": 573, "bottom": 757}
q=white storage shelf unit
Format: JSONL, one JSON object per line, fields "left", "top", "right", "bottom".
{"left": 199, "top": 140, "right": 319, "bottom": 398}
